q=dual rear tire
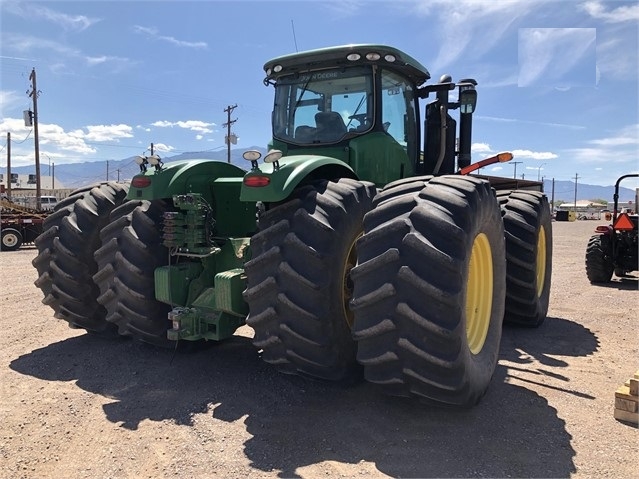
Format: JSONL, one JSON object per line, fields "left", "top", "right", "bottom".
{"left": 93, "top": 199, "right": 174, "bottom": 347}
{"left": 245, "top": 176, "right": 552, "bottom": 406}
{"left": 498, "top": 191, "right": 553, "bottom": 327}
{"left": 32, "top": 182, "right": 130, "bottom": 334}
{"left": 32, "top": 184, "right": 174, "bottom": 345}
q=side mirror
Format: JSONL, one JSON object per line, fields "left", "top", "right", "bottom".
{"left": 458, "top": 79, "right": 478, "bottom": 114}
{"left": 459, "top": 87, "right": 477, "bottom": 114}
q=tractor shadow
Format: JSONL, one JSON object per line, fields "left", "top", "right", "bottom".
{"left": 8, "top": 317, "right": 596, "bottom": 478}
{"left": 588, "top": 276, "right": 638, "bottom": 291}
{"left": 500, "top": 316, "right": 600, "bottom": 400}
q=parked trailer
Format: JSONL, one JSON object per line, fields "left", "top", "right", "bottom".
{"left": 1, "top": 200, "right": 48, "bottom": 251}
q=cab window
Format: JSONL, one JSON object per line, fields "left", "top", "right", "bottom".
{"left": 273, "top": 66, "right": 374, "bottom": 145}
{"left": 380, "top": 69, "right": 417, "bottom": 162}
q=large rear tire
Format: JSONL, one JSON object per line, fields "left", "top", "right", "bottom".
{"left": 498, "top": 191, "right": 553, "bottom": 327}
{"left": 244, "top": 178, "right": 376, "bottom": 381}
{"left": 93, "top": 199, "right": 173, "bottom": 347}
{"left": 32, "top": 182, "right": 129, "bottom": 334}
{"left": 585, "top": 233, "right": 614, "bottom": 283}
{"left": 351, "top": 176, "right": 506, "bottom": 407}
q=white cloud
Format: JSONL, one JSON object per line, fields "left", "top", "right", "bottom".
{"left": 511, "top": 149, "right": 559, "bottom": 160}
{"left": 0, "top": 90, "right": 25, "bottom": 116}
{"left": 4, "top": 2, "right": 101, "bottom": 31}
{"left": 133, "top": 25, "right": 208, "bottom": 49}
{"left": 565, "top": 124, "right": 639, "bottom": 165}
{"left": 86, "top": 56, "right": 114, "bottom": 65}
{"left": 580, "top": 1, "right": 639, "bottom": 23}
{"left": 413, "top": 0, "right": 549, "bottom": 72}
{"left": 83, "top": 124, "right": 134, "bottom": 142}
{"left": 518, "top": 28, "right": 596, "bottom": 87}
{"left": 589, "top": 124, "right": 639, "bottom": 147}
{"left": 152, "top": 120, "right": 215, "bottom": 134}
{"left": 476, "top": 115, "right": 586, "bottom": 130}
{"left": 4, "top": 33, "right": 80, "bottom": 56}
{"left": 472, "top": 143, "right": 493, "bottom": 153}
{"left": 0, "top": 118, "right": 97, "bottom": 158}
{"left": 3, "top": 34, "right": 134, "bottom": 72}
{"left": 152, "top": 143, "right": 175, "bottom": 153}
{"left": 0, "top": 118, "right": 138, "bottom": 159}
{"left": 0, "top": 118, "right": 33, "bottom": 143}
{"left": 42, "top": 124, "right": 97, "bottom": 154}
{"left": 84, "top": 55, "right": 135, "bottom": 72}
{"left": 596, "top": 37, "right": 639, "bottom": 78}
{"left": 195, "top": 134, "right": 203, "bottom": 140}
{"left": 320, "top": 1, "right": 365, "bottom": 16}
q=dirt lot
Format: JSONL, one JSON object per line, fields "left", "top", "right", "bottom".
{"left": 0, "top": 219, "right": 637, "bottom": 479}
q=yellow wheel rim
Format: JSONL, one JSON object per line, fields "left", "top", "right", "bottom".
{"left": 536, "top": 226, "right": 547, "bottom": 297}
{"left": 341, "top": 234, "right": 360, "bottom": 329}
{"left": 465, "top": 233, "right": 493, "bottom": 355}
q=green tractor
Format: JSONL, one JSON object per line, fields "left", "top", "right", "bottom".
{"left": 240, "top": 44, "right": 552, "bottom": 406}
{"left": 32, "top": 44, "right": 552, "bottom": 407}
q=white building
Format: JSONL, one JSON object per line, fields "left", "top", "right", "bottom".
{"left": 0, "top": 173, "right": 68, "bottom": 200}
{"left": 0, "top": 172, "right": 65, "bottom": 189}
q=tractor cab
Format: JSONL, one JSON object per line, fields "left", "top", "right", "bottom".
{"left": 256, "top": 44, "right": 478, "bottom": 189}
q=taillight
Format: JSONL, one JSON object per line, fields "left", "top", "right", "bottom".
{"left": 243, "top": 176, "right": 270, "bottom": 187}
{"left": 131, "top": 176, "right": 152, "bottom": 188}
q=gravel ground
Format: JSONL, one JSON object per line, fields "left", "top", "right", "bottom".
{"left": 0, "top": 218, "right": 637, "bottom": 479}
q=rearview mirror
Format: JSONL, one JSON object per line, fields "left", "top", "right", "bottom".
{"left": 459, "top": 87, "right": 477, "bottom": 114}
{"left": 458, "top": 79, "right": 477, "bottom": 114}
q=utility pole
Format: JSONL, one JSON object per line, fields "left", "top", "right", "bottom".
{"left": 52, "top": 163, "right": 55, "bottom": 190}
{"left": 106, "top": 160, "right": 109, "bottom": 181}
{"left": 6, "top": 132, "right": 11, "bottom": 200}
{"left": 223, "top": 104, "right": 237, "bottom": 164}
{"left": 551, "top": 178, "right": 555, "bottom": 213}
{"left": 28, "top": 68, "right": 42, "bottom": 210}
{"left": 510, "top": 161, "right": 523, "bottom": 179}
{"left": 150, "top": 142, "right": 154, "bottom": 155}
{"left": 573, "top": 173, "right": 579, "bottom": 214}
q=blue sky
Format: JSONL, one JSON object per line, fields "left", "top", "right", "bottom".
{"left": 1, "top": 0, "right": 637, "bottom": 187}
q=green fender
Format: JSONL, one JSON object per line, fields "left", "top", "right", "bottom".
{"left": 240, "top": 154, "right": 357, "bottom": 202}
{"left": 128, "top": 160, "right": 248, "bottom": 203}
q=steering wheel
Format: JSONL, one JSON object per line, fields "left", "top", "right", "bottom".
{"left": 347, "top": 114, "right": 369, "bottom": 129}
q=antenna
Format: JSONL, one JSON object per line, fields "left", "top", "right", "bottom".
{"left": 291, "top": 20, "right": 299, "bottom": 52}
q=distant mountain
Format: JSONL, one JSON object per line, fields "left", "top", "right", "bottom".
{"left": 163, "top": 146, "right": 268, "bottom": 165}
{"left": 2, "top": 149, "right": 636, "bottom": 202}
{"left": 542, "top": 179, "right": 637, "bottom": 203}
{"left": 1, "top": 146, "right": 268, "bottom": 189}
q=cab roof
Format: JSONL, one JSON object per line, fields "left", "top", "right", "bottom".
{"left": 263, "top": 44, "right": 431, "bottom": 86}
